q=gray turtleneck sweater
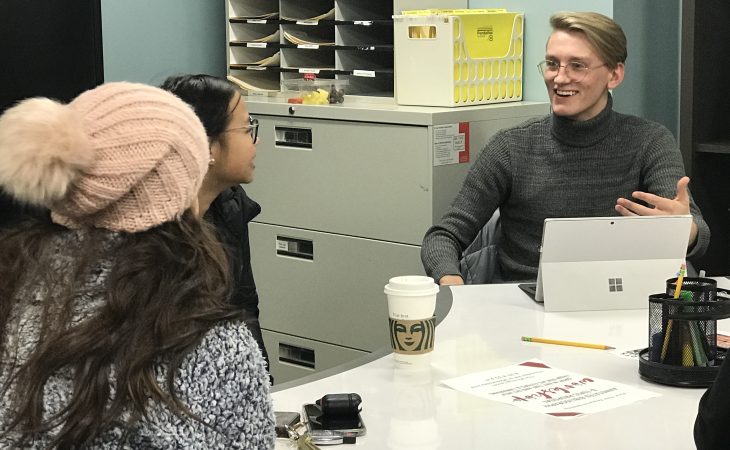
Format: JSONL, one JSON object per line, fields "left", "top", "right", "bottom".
{"left": 421, "top": 97, "right": 710, "bottom": 282}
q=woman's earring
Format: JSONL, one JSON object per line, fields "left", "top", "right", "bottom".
{"left": 209, "top": 157, "right": 216, "bottom": 166}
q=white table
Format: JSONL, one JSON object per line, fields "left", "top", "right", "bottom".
{"left": 272, "top": 281, "right": 730, "bottom": 449}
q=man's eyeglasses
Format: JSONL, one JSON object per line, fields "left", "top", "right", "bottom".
{"left": 537, "top": 59, "right": 606, "bottom": 82}
{"left": 224, "top": 116, "right": 259, "bottom": 142}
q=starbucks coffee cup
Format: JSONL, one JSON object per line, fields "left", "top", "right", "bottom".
{"left": 384, "top": 276, "right": 439, "bottom": 368}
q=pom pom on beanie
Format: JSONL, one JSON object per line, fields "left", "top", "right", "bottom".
{"left": 0, "top": 98, "right": 93, "bottom": 205}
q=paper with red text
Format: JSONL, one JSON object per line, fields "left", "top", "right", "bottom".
{"left": 441, "top": 359, "right": 659, "bottom": 418}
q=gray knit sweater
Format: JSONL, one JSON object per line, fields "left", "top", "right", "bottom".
{"left": 0, "top": 231, "right": 276, "bottom": 449}
{"left": 421, "top": 97, "right": 710, "bottom": 282}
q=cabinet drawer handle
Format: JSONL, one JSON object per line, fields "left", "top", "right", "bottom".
{"left": 279, "top": 343, "right": 315, "bottom": 369}
{"left": 275, "top": 126, "right": 312, "bottom": 149}
{"left": 276, "top": 236, "right": 313, "bottom": 260}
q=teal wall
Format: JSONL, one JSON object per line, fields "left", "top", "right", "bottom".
{"left": 613, "top": 0, "right": 680, "bottom": 135}
{"left": 101, "top": 0, "right": 226, "bottom": 85}
{"left": 100, "top": 0, "right": 680, "bottom": 135}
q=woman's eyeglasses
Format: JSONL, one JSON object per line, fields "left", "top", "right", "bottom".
{"left": 224, "top": 116, "right": 259, "bottom": 142}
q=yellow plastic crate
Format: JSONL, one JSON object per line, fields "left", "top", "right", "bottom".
{"left": 394, "top": 9, "right": 523, "bottom": 107}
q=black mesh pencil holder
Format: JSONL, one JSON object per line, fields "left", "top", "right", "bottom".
{"left": 639, "top": 277, "right": 730, "bottom": 387}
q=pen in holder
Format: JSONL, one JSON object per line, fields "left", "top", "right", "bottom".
{"left": 639, "top": 277, "right": 730, "bottom": 387}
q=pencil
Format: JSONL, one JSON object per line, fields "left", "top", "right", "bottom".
{"left": 673, "top": 263, "right": 687, "bottom": 299}
{"left": 521, "top": 336, "right": 614, "bottom": 350}
{"left": 660, "top": 263, "right": 687, "bottom": 363}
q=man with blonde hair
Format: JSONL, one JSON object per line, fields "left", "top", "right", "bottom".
{"left": 422, "top": 11, "right": 709, "bottom": 285}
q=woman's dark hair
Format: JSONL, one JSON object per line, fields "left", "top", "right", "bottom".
{"left": 0, "top": 211, "right": 240, "bottom": 448}
{"left": 160, "top": 74, "right": 240, "bottom": 142}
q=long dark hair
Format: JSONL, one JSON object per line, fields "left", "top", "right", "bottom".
{"left": 160, "top": 74, "right": 240, "bottom": 142}
{"left": 0, "top": 211, "right": 240, "bottom": 448}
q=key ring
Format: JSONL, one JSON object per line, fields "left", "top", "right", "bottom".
{"left": 286, "top": 421, "right": 322, "bottom": 450}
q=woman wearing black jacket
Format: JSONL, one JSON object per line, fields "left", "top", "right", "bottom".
{"left": 205, "top": 185, "right": 267, "bottom": 364}
{"left": 161, "top": 74, "right": 270, "bottom": 373}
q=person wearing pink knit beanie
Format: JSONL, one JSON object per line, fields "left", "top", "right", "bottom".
{"left": 0, "top": 82, "right": 275, "bottom": 449}
{"left": 0, "top": 81, "right": 208, "bottom": 231}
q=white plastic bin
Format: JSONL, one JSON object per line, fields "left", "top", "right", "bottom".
{"left": 394, "top": 9, "right": 523, "bottom": 107}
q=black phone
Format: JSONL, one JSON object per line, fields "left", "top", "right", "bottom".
{"left": 303, "top": 402, "right": 366, "bottom": 445}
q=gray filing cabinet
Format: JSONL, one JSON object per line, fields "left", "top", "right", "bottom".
{"left": 244, "top": 99, "right": 548, "bottom": 383}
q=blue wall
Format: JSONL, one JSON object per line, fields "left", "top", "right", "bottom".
{"left": 101, "top": 0, "right": 226, "bottom": 85}
{"left": 613, "top": 0, "right": 680, "bottom": 135}
{"left": 101, "top": 0, "right": 679, "bottom": 135}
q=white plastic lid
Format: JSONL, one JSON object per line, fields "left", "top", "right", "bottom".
{"left": 384, "top": 275, "right": 439, "bottom": 296}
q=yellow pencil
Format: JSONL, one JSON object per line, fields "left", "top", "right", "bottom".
{"left": 673, "top": 263, "right": 687, "bottom": 299}
{"left": 660, "top": 263, "right": 687, "bottom": 363}
{"left": 521, "top": 336, "right": 614, "bottom": 350}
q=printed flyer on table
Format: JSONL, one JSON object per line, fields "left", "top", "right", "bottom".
{"left": 441, "top": 359, "right": 659, "bottom": 418}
